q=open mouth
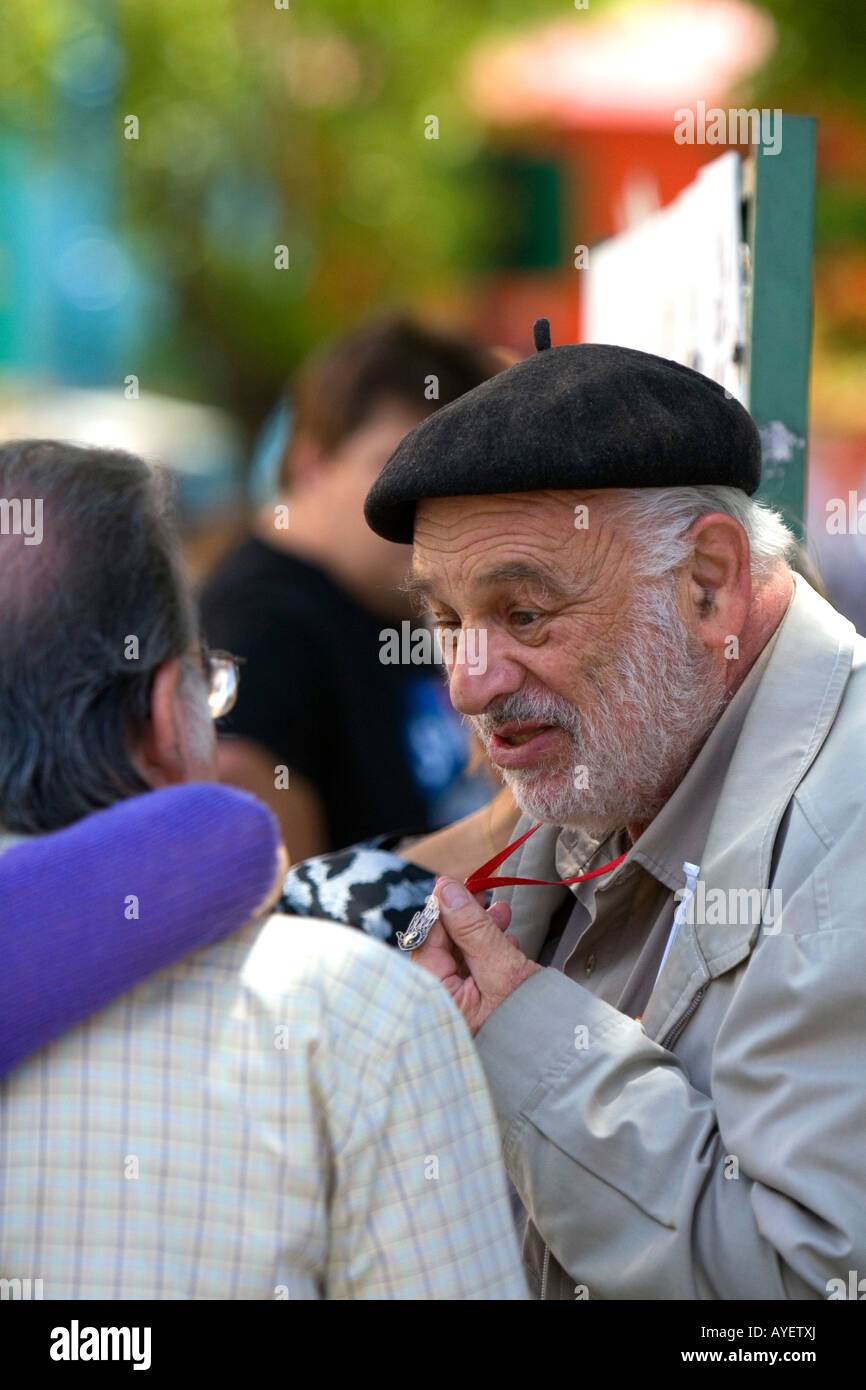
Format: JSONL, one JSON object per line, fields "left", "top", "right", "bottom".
{"left": 488, "top": 722, "right": 562, "bottom": 767}
{"left": 494, "top": 721, "right": 555, "bottom": 746}
{"left": 502, "top": 727, "right": 549, "bottom": 746}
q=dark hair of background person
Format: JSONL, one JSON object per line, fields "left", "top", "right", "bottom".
{"left": 0, "top": 440, "right": 199, "bottom": 833}
{"left": 279, "top": 314, "right": 504, "bottom": 488}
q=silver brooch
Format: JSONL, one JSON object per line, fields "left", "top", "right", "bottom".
{"left": 396, "top": 893, "right": 440, "bottom": 952}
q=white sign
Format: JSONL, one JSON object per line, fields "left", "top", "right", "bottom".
{"left": 584, "top": 152, "right": 748, "bottom": 404}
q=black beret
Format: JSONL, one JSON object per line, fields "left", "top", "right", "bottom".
{"left": 363, "top": 324, "right": 761, "bottom": 543}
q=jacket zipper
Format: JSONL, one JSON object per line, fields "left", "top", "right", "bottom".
{"left": 540, "top": 1242, "right": 550, "bottom": 1300}
{"left": 661, "top": 986, "right": 706, "bottom": 1050}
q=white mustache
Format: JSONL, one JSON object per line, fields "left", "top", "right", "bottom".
{"left": 474, "top": 694, "right": 581, "bottom": 740}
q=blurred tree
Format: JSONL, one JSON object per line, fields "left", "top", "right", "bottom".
{"left": 753, "top": 0, "right": 866, "bottom": 363}
{"left": 753, "top": 0, "right": 866, "bottom": 117}
{"left": 0, "top": 0, "right": 567, "bottom": 423}
{"left": 1, "top": 0, "right": 864, "bottom": 424}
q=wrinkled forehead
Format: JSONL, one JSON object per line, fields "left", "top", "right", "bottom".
{"left": 410, "top": 489, "right": 628, "bottom": 598}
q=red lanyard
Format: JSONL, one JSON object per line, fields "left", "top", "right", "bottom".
{"left": 464, "top": 820, "right": 628, "bottom": 895}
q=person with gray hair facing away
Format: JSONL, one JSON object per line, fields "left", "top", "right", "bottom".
{"left": 0, "top": 439, "right": 527, "bottom": 1300}
{"left": 363, "top": 323, "right": 866, "bottom": 1301}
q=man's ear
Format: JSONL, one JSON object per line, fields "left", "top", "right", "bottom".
{"left": 682, "top": 512, "right": 752, "bottom": 651}
{"left": 132, "top": 657, "right": 188, "bottom": 788}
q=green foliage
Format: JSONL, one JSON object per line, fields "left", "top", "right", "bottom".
{"left": 1, "top": 0, "right": 863, "bottom": 418}
{"left": 0, "top": 0, "right": 566, "bottom": 416}
{"left": 753, "top": 0, "right": 866, "bottom": 115}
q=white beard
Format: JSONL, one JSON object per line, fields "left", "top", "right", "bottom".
{"left": 468, "top": 583, "right": 728, "bottom": 838}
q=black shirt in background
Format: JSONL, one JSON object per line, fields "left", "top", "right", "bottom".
{"left": 199, "top": 537, "right": 480, "bottom": 851}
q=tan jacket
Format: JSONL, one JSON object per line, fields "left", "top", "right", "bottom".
{"left": 475, "top": 576, "right": 866, "bottom": 1299}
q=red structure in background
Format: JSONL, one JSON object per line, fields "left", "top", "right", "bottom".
{"left": 463, "top": 0, "right": 775, "bottom": 350}
{"left": 471, "top": 126, "right": 717, "bottom": 354}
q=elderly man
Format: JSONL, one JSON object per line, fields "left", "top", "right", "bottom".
{"left": 0, "top": 439, "right": 527, "bottom": 1300}
{"left": 364, "top": 324, "right": 866, "bottom": 1300}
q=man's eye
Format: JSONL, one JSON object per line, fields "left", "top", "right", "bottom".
{"left": 510, "top": 611, "right": 539, "bottom": 628}
{"left": 433, "top": 616, "right": 461, "bottom": 630}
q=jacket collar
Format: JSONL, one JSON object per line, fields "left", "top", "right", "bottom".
{"left": 641, "top": 575, "right": 855, "bottom": 1039}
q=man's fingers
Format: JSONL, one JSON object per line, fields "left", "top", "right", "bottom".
{"left": 410, "top": 913, "right": 468, "bottom": 977}
{"left": 489, "top": 900, "right": 512, "bottom": 931}
{"left": 434, "top": 878, "right": 515, "bottom": 970}
{"left": 416, "top": 880, "right": 540, "bottom": 1036}
{"left": 435, "top": 880, "right": 511, "bottom": 931}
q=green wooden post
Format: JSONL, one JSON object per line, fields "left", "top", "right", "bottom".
{"left": 746, "top": 115, "right": 816, "bottom": 538}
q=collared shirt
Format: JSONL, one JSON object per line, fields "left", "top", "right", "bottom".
{"left": 538, "top": 620, "right": 784, "bottom": 1020}
{"left": 0, "top": 911, "right": 528, "bottom": 1300}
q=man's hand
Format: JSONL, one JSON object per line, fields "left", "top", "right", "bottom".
{"left": 411, "top": 878, "right": 541, "bottom": 1036}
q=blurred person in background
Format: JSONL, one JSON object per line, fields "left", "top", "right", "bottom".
{"left": 199, "top": 315, "right": 504, "bottom": 860}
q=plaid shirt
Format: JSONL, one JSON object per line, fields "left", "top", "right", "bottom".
{"left": 0, "top": 913, "right": 527, "bottom": 1300}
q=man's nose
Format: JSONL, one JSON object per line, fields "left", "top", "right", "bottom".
{"left": 445, "top": 628, "right": 524, "bottom": 717}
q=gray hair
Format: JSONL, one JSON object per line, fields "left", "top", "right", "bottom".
{"left": 0, "top": 439, "right": 199, "bottom": 833}
{"left": 604, "top": 485, "right": 796, "bottom": 588}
